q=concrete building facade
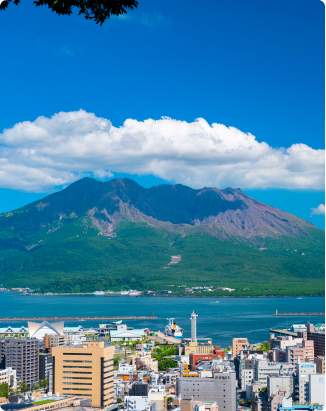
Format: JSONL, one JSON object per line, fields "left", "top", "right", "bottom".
{"left": 232, "top": 338, "right": 249, "bottom": 358}
{"left": 176, "top": 372, "right": 236, "bottom": 411}
{"left": 253, "top": 360, "right": 294, "bottom": 387}
{"left": 2, "top": 338, "right": 39, "bottom": 387}
{"left": 267, "top": 374, "right": 294, "bottom": 399}
{"left": 309, "top": 373, "right": 325, "bottom": 406}
{"left": 52, "top": 341, "right": 115, "bottom": 408}
{"left": 43, "top": 334, "right": 73, "bottom": 353}
{"left": 294, "top": 362, "right": 316, "bottom": 404}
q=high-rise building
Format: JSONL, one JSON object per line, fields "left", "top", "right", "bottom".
{"left": 52, "top": 341, "right": 114, "bottom": 408}
{"left": 307, "top": 324, "right": 325, "bottom": 357}
{"left": 1, "top": 338, "right": 39, "bottom": 387}
{"left": 190, "top": 312, "right": 198, "bottom": 342}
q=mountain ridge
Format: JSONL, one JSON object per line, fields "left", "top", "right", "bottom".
{"left": 0, "top": 177, "right": 323, "bottom": 296}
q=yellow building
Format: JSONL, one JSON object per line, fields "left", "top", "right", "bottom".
{"left": 52, "top": 341, "right": 114, "bottom": 408}
{"left": 232, "top": 337, "right": 249, "bottom": 358}
{"left": 178, "top": 341, "right": 213, "bottom": 356}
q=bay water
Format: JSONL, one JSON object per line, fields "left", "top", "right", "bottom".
{"left": 1, "top": 293, "right": 324, "bottom": 347}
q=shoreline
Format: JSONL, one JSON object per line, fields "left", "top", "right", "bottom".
{"left": 6, "top": 292, "right": 325, "bottom": 299}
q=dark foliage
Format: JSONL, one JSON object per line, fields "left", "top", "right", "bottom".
{"left": 0, "top": 0, "right": 138, "bottom": 25}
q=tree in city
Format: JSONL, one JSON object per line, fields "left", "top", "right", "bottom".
{"left": 0, "top": 0, "right": 138, "bottom": 25}
{"left": 167, "top": 397, "right": 173, "bottom": 404}
{"left": 0, "top": 383, "right": 9, "bottom": 398}
{"left": 39, "top": 379, "right": 48, "bottom": 389}
{"left": 117, "top": 398, "right": 122, "bottom": 403}
{"left": 18, "top": 382, "right": 29, "bottom": 393}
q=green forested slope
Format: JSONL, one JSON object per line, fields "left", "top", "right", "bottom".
{"left": 0, "top": 218, "right": 323, "bottom": 296}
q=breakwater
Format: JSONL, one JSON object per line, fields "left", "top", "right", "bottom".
{"left": 272, "top": 313, "right": 324, "bottom": 316}
{"left": 0, "top": 315, "right": 157, "bottom": 322}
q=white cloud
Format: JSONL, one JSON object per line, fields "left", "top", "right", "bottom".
{"left": 0, "top": 109, "right": 324, "bottom": 192}
{"left": 310, "top": 204, "right": 325, "bottom": 216}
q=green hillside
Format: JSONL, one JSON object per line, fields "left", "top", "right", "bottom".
{"left": 0, "top": 218, "right": 324, "bottom": 297}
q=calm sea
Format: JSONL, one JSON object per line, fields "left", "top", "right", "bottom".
{"left": 0, "top": 293, "right": 324, "bottom": 347}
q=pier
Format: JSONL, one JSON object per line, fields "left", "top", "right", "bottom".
{"left": 270, "top": 328, "right": 297, "bottom": 337}
{"left": 0, "top": 315, "right": 157, "bottom": 322}
{"left": 272, "top": 313, "right": 324, "bottom": 316}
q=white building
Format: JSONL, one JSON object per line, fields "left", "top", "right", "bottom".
{"left": 0, "top": 368, "right": 17, "bottom": 389}
{"left": 253, "top": 359, "right": 294, "bottom": 386}
{"left": 294, "top": 362, "right": 316, "bottom": 403}
{"left": 309, "top": 374, "right": 325, "bottom": 406}
{"left": 124, "top": 396, "right": 151, "bottom": 411}
{"left": 241, "top": 368, "right": 254, "bottom": 390}
{"left": 28, "top": 321, "right": 64, "bottom": 340}
{"left": 267, "top": 374, "right": 294, "bottom": 398}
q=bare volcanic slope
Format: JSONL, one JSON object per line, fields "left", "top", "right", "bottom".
{"left": 1, "top": 177, "right": 314, "bottom": 241}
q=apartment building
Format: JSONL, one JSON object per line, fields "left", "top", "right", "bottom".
{"left": 176, "top": 371, "right": 236, "bottom": 411}
{"left": 267, "top": 374, "right": 294, "bottom": 398}
{"left": 307, "top": 324, "right": 325, "bottom": 357}
{"left": 52, "top": 341, "right": 114, "bottom": 408}
{"left": 43, "top": 334, "right": 73, "bottom": 353}
{"left": 1, "top": 338, "right": 39, "bottom": 387}
{"left": 0, "top": 367, "right": 17, "bottom": 389}
{"left": 286, "top": 340, "right": 314, "bottom": 369}
{"left": 232, "top": 338, "right": 249, "bottom": 358}
{"left": 294, "top": 362, "right": 316, "bottom": 404}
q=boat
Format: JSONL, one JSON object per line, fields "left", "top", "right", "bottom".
{"left": 165, "top": 318, "right": 183, "bottom": 339}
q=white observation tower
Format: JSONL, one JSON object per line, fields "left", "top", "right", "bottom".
{"left": 190, "top": 311, "right": 198, "bottom": 342}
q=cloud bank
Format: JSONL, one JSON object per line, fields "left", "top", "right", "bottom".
{"left": 0, "top": 110, "right": 324, "bottom": 192}
{"left": 310, "top": 204, "right": 325, "bottom": 216}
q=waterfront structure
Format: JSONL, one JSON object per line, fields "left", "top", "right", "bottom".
{"left": 294, "top": 362, "right": 316, "bottom": 403}
{"left": 0, "top": 367, "right": 17, "bottom": 389}
{"left": 176, "top": 372, "right": 236, "bottom": 411}
{"left": 44, "top": 334, "right": 73, "bottom": 353}
{"left": 1, "top": 338, "right": 39, "bottom": 387}
{"left": 52, "top": 341, "right": 115, "bottom": 408}
{"left": 28, "top": 321, "right": 64, "bottom": 340}
{"left": 0, "top": 326, "right": 29, "bottom": 338}
{"left": 190, "top": 311, "right": 198, "bottom": 342}
{"left": 232, "top": 338, "right": 249, "bottom": 358}
{"left": 110, "top": 328, "right": 145, "bottom": 341}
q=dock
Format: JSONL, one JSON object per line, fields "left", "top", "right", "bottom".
{"left": 270, "top": 329, "right": 297, "bottom": 337}
{"left": 0, "top": 316, "right": 157, "bottom": 322}
{"left": 272, "top": 313, "right": 324, "bottom": 316}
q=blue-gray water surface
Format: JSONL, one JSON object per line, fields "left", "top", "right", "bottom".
{"left": 0, "top": 293, "right": 324, "bottom": 347}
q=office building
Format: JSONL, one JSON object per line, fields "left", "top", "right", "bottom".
{"left": 253, "top": 359, "right": 294, "bottom": 387}
{"left": 267, "top": 374, "right": 294, "bottom": 398}
{"left": 2, "top": 338, "right": 39, "bottom": 387}
{"left": 232, "top": 338, "right": 249, "bottom": 358}
{"left": 294, "top": 362, "right": 316, "bottom": 403}
{"left": 309, "top": 374, "right": 325, "bottom": 406}
{"left": 176, "top": 371, "right": 236, "bottom": 411}
{"left": 52, "top": 341, "right": 115, "bottom": 408}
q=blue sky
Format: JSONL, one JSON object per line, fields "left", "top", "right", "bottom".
{"left": 0, "top": 0, "right": 324, "bottom": 228}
